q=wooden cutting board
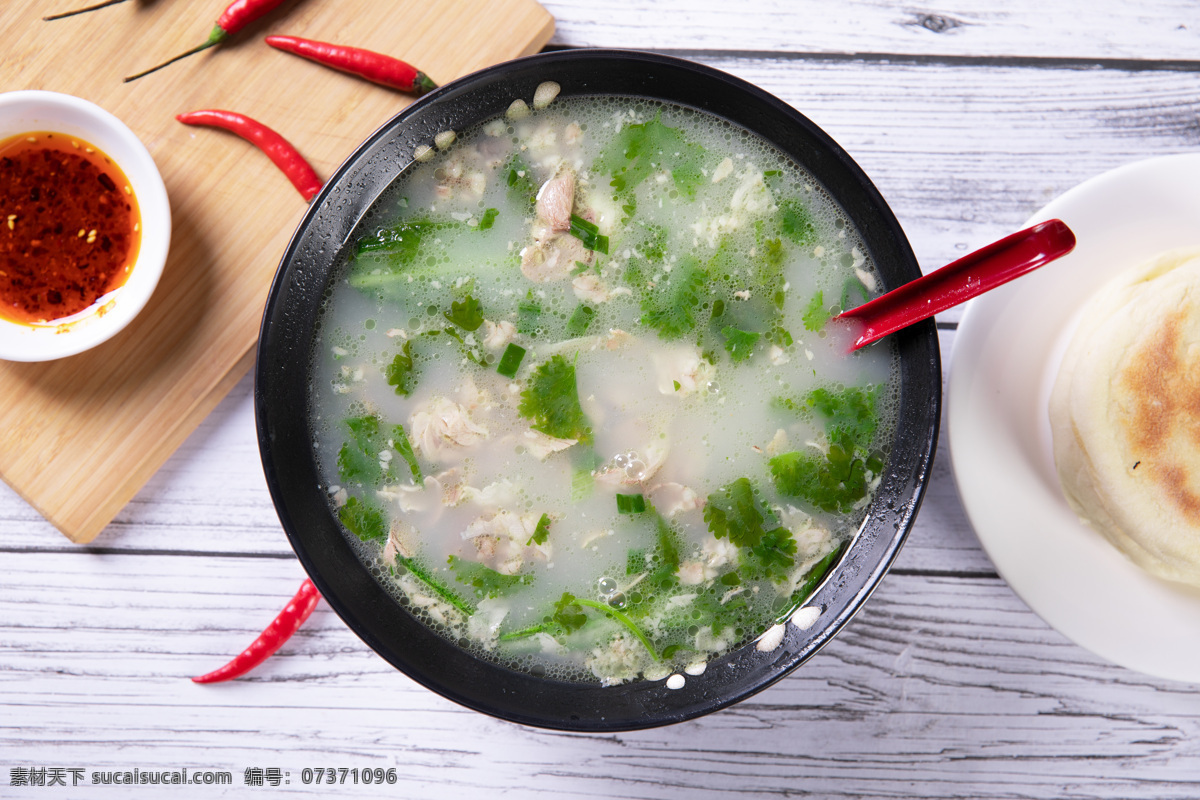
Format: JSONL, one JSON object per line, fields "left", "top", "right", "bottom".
{"left": 0, "top": 0, "right": 554, "bottom": 543}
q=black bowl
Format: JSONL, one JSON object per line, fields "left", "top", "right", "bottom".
{"left": 256, "top": 49, "right": 940, "bottom": 731}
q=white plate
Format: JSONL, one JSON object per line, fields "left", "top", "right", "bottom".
{"left": 947, "top": 153, "right": 1200, "bottom": 684}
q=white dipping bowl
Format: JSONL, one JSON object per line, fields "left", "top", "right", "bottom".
{"left": 0, "top": 90, "right": 170, "bottom": 362}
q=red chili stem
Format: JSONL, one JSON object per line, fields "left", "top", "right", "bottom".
{"left": 192, "top": 579, "right": 321, "bottom": 684}
{"left": 124, "top": 0, "right": 290, "bottom": 82}
{"left": 44, "top": 0, "right": 129, "bottom": 22}
{"left": 176, "top": 109, "right": 323, "bottom": 201}
{"left": 265, "top": 35, "right": 437, "bottom": 95}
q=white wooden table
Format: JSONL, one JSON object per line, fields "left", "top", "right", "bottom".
{"left": 5, "top": 2, "right": 1200, "bottom": 797}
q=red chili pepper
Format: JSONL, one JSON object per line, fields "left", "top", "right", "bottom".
{"left": 125, "top": 0, "right": 292, "bottom": 82}
{"left": 265, "top": 35, "right": 437, "bottom": 95}
{"left": 176, "top": 109, "right": 322, "bottom": 201}
{"left": 44, "top": 0, "right": 128, "bottom": 22}
{"left": 192, "top": 578, "right": 321, "bottom": 683}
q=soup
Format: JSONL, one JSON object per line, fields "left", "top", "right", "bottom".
{"left": 309, "top": 87, "right": 898, "bottom": 685}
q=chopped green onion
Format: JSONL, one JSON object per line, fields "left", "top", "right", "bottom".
{"left": 496, "top": 343, "right": 526, "bottom": 378}
{"left": 616, "top": 493, "right": 646, "bottom": 514}
{"left": 568, "top": 214, "right": 610, "bottom": 254}
{"left": 478, "top": 207, "right": 499, "bottom": 230}
{"left": 566, "top": 304, "right": 595, "bottom": 336}
{"left": 570, "top": 468, "right": 594, "bottom": 502}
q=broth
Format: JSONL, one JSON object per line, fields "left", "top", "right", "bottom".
{"left": 310, "top": 92, "right": 898, "bottom": 685}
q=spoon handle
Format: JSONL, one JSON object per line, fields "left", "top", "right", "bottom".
{"left": 837, "top": 218, "right": 1076, "bottom": 351}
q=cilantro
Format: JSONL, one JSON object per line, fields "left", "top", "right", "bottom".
{"left": 385, "top": 340, "right": 415, "bottom": 396}
{"left": 444, "top": 294, "right": 484, "bottom": 331}
{"left": 721, "top": 326, "right": 761, "bottom": 363}
{"left": 570, "top": 260, "right": 591, "bottom": 277}
{"left": 518, "top": 354, "right": 592, "bottom": 444}
{"left": 437, "top": 326, "right": 487, "bottom": 366}
{"left": 337, "top": 415, "right": 391, "bottom": 486}
{"left": 506, "top": 155, "right": 537, "bottom": 209}
{"left": 396, "top": 555, "right": 474, "bottom": 615}
{"left": 594, "top": 111, "right": 707, "bottom": 201}
{"left": 802, "top": 291, "right": 830, "bottom": 332}
{"left": 626, "top": 547, "right": 647, "bottom": 575}
{"left": 778, "top": 199, "right": 815, "bottom": 245}
{"left": 517, "top": 292, "right": 542, "bottom": 336}
{"left": 527, "top": 513, "right": 552, "bottom": 546}
{"left": 496, "top": 343, "right": 526, "bottom": 378}
{"left": 769, "top": 385, "right": 883, "bottom": 512}
{"left": 392, "top": 425, "right": 423, "bottom": 484}
{"left": 805, "top": 385, "right": 882, "bottom": 452}
{"left": 337, "top": 414, "right": 423, "bottom": 487}
{"left": 703, "top": 477, "right": 781, "bottom": 549}
{"left": 640, "top": 223, "right": 668, "bottom": 262}
{"left": 478, "top": 208, "right": 499, "bottom": 231}
{"left": 640, "top": 257, "right": 708, "bottom": 339}
{"left": 566, "top": 303, "right": 595, "bottom": 336}
{"left": 766, "top": 325, "right": 793, "bottom": 348}
{"left": 447, "top": 555, "right": 531, "bottom": 598}
{"left": 841, "top": 275, "right": 870, "bottom": 311}
{"left": 784, "top": 541, "right": 845, "bottom": 615}
{"left": 769, "top": 446, "right": 868, "bottom": 514}
{"left": 743, "top": 527, "right": 799, "bottom": 581}
{"left": 616, "top": 493, "right": 646, "bottom": 514}
{"left": 551, "top": 592, "right": 588, "bottom": 634}
{"left": 338, "top": 496, "right": 386, "bottom": 543}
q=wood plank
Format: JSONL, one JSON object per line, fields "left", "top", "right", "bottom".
{"left": 0, "top": 0, "right": 554, "bottom": 544}
{"left": 545, "top": 0, "right": 1200, "bottom": 61}
{"left": 4, "top": 553, "right": 1199, "bottom": 798}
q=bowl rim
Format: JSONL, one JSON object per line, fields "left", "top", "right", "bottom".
{"left": 256, "top": 48, "right": 941, "bottom": 731}
{"left": 0, "top": 89, "right": 170, "bottom": 362}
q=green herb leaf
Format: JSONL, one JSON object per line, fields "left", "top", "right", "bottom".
{"left": 338, "top": 496, "right": 386, "bottom": 543}
{"left": 768, "top": 447, "right": 869, "bottom": 514}
{"left": 444, "top": 294, "right": 484, "bottom": 331}
{"left": 703, "top": 477, "right": 781, "bottom": 549}
{"left": 570, "top": 468, "right": 595, "bottom": 502}
{"left": 806, "top": 385, "right": 882, "bottom": 452}
{"left": 518, "top": 354, "right": 592, "bottom": 443}
{"left": 527, "top": 513, "right": 552, "bottom": 546}
{"left": 744, "top": 527, "right": 798, "bottom": 581}
{"left": 496, "top": 342, "right": 526, "bottom": 378}
{"left": 626, "top": 547, "right": 647, "bottom": 575}
{"left": 552, "top": 592, "right": 588, "bottom": 634}
{"left": 391, "top": 424, "right": 423, "bottom": 484}
{"left": 721, "top": 326, "right": 761, "bottom": 363}
{"left": 447, "top": 555, "right": 531, "bottom": 598}
{"left": 640, "top": 257, "right": 708, "bottom": 339}
{"left": 506, "top": 155, "right": 537, "bottom": 209}
{"left": 785, "top": 541, "right": 845, "bottom": 615}
{"left": 478, "top": 207, "right": 499, "bottom": 230}
{"left": 594, "top": 111, "right": 707, "bottom": 200}
{"left": 802, "top": 291, "right": 829, "bottom": 333}
{"left": 766, "top": 325, "right": 793, "bottom": 348}
{"left": 568, "top": 214, "right": 609, "bottom": 254}
{"left": 778, "top": 199, "right": 815, "bottom": 245}
{"left": 616, "top": 493, "right": 646, "bottom": 514}
{"left": 566, "top": 303, "right": 595, "bottom": 336}
{"left": 397, "top": 555, "right": 475, "bottom": 615}
{"left": 337, "top": 415, "right": 392, "bottom": 486}
{"left": 385, "top": 340, "right": 415, "bottom": 396}
{"left": 517, "top": 292, "right": 543, "bottom": 336}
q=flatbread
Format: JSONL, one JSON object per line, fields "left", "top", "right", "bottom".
{"left": 1049, "top": 248, "right": 1200, "bottom": 587}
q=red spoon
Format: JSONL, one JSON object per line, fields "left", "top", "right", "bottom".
{"left": 834, "top": 218, "right": 1076, "bottom": 351}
